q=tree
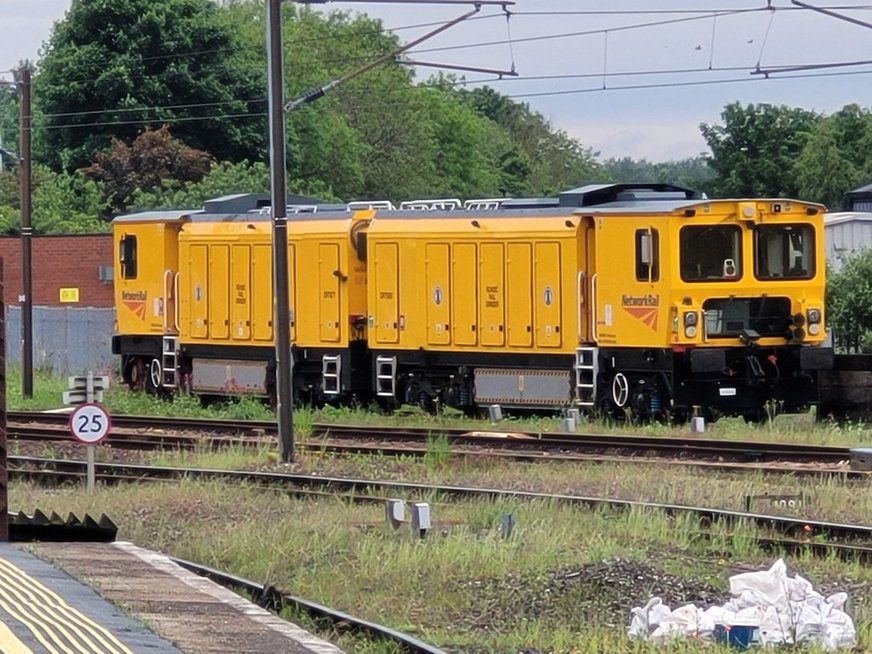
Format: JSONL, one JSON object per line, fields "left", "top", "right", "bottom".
{"left": 84, "top": 126, "right": 212, "bottom": 215}
{"left": 130, "top": 160, "right": 273, "bottom": 210}
{"left": 36, "top": 0, "right": 265, "bottom": 171}
{"left": 0, "top": 165, "right": 106, "bottom": 234}
{"left": 604, "top": 156, "right": 715, "bottom": 194}
{"left": 794, "top": 119, "right": 861, "bottom": 210}
{"left": 827, "top": 249, "right": 872, "bottom": 352}
{"left": 457, "top": 85, "right": 607, "bottom": 194}
{"left": 701, "top": 102, "right": 820, "bottom": 198}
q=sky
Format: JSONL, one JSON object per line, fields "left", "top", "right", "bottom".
{"left": 1, "top": 0, "right": 872, "bottom": 161}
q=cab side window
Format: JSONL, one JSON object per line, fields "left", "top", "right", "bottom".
{"left": 119, "top": 234, "right": 137, "bottom": 279}
{"left": 635, "top": 229, "right": 659, "bottom": 281}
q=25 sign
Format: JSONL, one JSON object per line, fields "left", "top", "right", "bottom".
{"left": 68, "top": 403, "right": 111, "bottom": 444}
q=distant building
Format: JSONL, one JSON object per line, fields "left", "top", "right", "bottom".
{"left": 844, "top": 183, "right": 872, "bottom": 213}
{"left": 825, "top": 212, "right": 872, "bottom": 271}
{"left": 824, "top": 183, "right": 872, "bottom": 271}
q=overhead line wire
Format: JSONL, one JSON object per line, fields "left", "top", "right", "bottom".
{"left": 29, "top": 65, "right": 872, "bottom": 132}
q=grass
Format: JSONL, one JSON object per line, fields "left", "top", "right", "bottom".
{"left": 10, "top": 366, "right": 872, "bottom": 448}
{"left": 15, "top": 478, "right": 872, "bottom": 653}
{"left": 8, "top": 371, "right": 872, "bottom": 650}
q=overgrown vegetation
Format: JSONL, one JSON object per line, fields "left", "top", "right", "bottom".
{"left": 827, "top": 248, "right": 872, "bottom": 352}
{"left": 14, "top": 476, "right": 872, "bottom": 653}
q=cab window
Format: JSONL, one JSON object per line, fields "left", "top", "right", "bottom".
{"left": 119, "top": 234, "right": 137, "bottom": 279}
{"left": 680, "top": 226, "right": 741, "bottom": 282}
{"left": 635, "top": 229, "right": 659, "bottom": 281}
{"left": 755, "top": 224, "right": 814, "bottom": 280}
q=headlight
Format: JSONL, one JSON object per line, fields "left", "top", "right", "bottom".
{"left": 807, "top": 308, "right": 821, "bottom": 324}
{"left": 683, "top": 311, "right": 698, "bottom": 338}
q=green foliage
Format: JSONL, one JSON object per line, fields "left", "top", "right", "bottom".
{"left": 701, "top": 102, "right": 820, "bottom": 198}
{"left": 603, "top": 156, "right": 715, "bottom": 195}
{"left": 0, "top": 164, "right": 107, "bottom": 234}
{"left": 826, "top": 250, "right": 872, "bottom": 351}
{"left": 794, "top": 119, "right": 861, "bottom": 210}
{"left": 35, "top": 0, "right": 266, "bottom": 171}
{"left": 456, "top": 85, "right": 607, "bottom": 195}
{"left": 795, "top": 105, "right": 872, "bottom": 208}
{"left": 130, "top": 160, "right": 272, "bottom": 210}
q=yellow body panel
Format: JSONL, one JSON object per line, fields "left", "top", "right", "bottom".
{"left": 590, "top": 200, "right": 828, "bottom": 350}
{"left": 534, "top": 242, "right": 563, "bottom": 348}
{"left": 451, "top": 243, "right": 478, "bottom": 346}
{"left": 373, "top": 242, "right": 400, "bottom": 344}
{"left": 425, "top": 244, "right": 451, "bottom": 346}
{"left": 479, "top": 243, "right": 505, "bottom": 347}
{"left": 173, "top": 214, "right": 368, "bottom": 349}
{"left": 366, "top": 217, "right": 582, "bottom": 355}
{"left": 251, "top": 243, "right": 272, "bottom": 341}
{"left": 188, "top": 243, "right": 209, "bottom": 339}
{"left": 113, "top": 219, "right": 181, "bottom": 337}
{"left": 506, "top": 243, "right": 533, "bottom": 348}
{"left": 209, "top": 244, "right": 230, "bottom": 340}
{"left": 230, "top": 244, "right": 251, "bottom": 341}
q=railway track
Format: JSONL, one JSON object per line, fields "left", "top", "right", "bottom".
{"left": 12, "top": 456, "right": 872, "bottom": 562}
{"left": 6, "top": 411, "right": 864, "bottom": 476}
{"left": 171, "top": 558, "right": 445, "bottom": 654}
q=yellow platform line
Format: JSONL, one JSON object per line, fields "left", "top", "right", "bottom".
{"left": 0, "top": 617, "right": 34, "bottom": 654}
{"left": 0, "top": 561, "right": 131, "bottom": 654}
{"left": 0, "top": 557, "right": 134, "bottom": 654}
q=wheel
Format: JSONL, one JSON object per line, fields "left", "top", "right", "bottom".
{"left": 125, "top": 357, "right": 146, "bottom": 391}
{"left": 145, "top": 358, "right": 163, "bottom": 395}
{"left": 611, "top": 373, "right": 630, "bottom": 407}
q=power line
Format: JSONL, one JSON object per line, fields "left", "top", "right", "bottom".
{"left": 27, "top": 63, "right": 872, "bottom": 133}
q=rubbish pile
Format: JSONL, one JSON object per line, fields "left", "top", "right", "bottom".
{"left": 627, "top": 559, "right": 856, "bottom": 650}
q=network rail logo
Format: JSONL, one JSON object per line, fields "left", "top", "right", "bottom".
{"left": 121, "top": 290, "right": 147, "bottom": 319}
{"left": 621, "top": 294, "right": 659, "bottom": 331}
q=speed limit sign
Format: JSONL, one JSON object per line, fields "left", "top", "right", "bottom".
{"left": 68, "top": 403, "right": 111, "bottom": 444}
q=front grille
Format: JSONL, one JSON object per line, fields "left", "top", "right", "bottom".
{"left": 702, "top": 296, "right": 791, "bottom": 338}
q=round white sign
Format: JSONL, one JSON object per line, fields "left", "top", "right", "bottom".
{"left": 68, "top": 403, "right": 111, "bottom": 444}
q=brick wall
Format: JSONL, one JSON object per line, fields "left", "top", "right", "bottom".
{"left": 0, "top": 234, "right": 113, "bottom": 308}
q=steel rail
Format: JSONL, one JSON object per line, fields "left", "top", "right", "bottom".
{"left": 10, "top": 456, "right": 872, "bottom": 545}
{"left": 8, "top": 412, "right": 855, "bottom": 464}
{"left": 8, "top": 423, "right": 864, "bottom": 477}
{"left": 170, "top": 558, "right": 447, "bottom": 654}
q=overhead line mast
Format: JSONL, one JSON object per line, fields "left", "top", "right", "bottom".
{"left": 266, "top": 0, "right": 514, "bottom": 462}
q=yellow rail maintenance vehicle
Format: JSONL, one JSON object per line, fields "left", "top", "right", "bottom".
{"left": 113, "top": 194, "right": 373, "bottom": 402}
{"left": 112, "top": 184, "right": 833, "bottom": 420}
{"left": 364, "top": 184, "right": 832, "bottom": 420}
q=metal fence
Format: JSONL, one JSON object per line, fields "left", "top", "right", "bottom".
{"left": 5, "top": 306, "right": 115, "bottom": 375}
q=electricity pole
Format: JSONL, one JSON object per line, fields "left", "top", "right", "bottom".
{"left": 14, "top": 66, "right": 32, "bottom": 399}
{"left": 267, "top": 0, "right": 294, "bottom": 463}
{"left": 265, "top": 0, "right": 514, "bottom": 463}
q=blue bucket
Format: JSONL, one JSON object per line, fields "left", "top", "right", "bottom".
{"left": 713, "top": 624, "right": 760, "bottom": 650}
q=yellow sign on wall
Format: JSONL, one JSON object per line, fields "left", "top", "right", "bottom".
{"left": 59, "top": 288, "right": 80, "bottom": 303}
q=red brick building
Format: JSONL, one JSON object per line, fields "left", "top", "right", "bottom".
{"left": 0, "top": 234, "right": 113, "bottom": 308}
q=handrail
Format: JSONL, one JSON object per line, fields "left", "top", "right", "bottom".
{"left": 591, "top": 273, "right": 598, "bottom": 342}
{"left": 577, "top": 270, "right": 585, "bottom": 344}
{"left": 173, "top": 272, "right": 181, "bottom": 333}
{"left": 162, "top": 269, "right": 172, "bottom": 334}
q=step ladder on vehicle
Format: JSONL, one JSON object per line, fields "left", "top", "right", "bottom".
{"left": 376, "top": 356, "right": 397, "bottom": 398}
{"left": 575, "top": 347, "right": 598, "bottom": 409}
{"left": 161, "top": 335, "right": 179, "bottom": 388}
{"left": 322, "top": 354, "right": 342, "bottom": 396}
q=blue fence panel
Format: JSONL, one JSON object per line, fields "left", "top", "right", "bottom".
{"left": 6, "top": 306, "right": 115, "bottom": 375}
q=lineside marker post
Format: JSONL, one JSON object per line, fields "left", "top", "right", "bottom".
{"left": 67, "top": 372, "right": 111, "bottom": 492}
